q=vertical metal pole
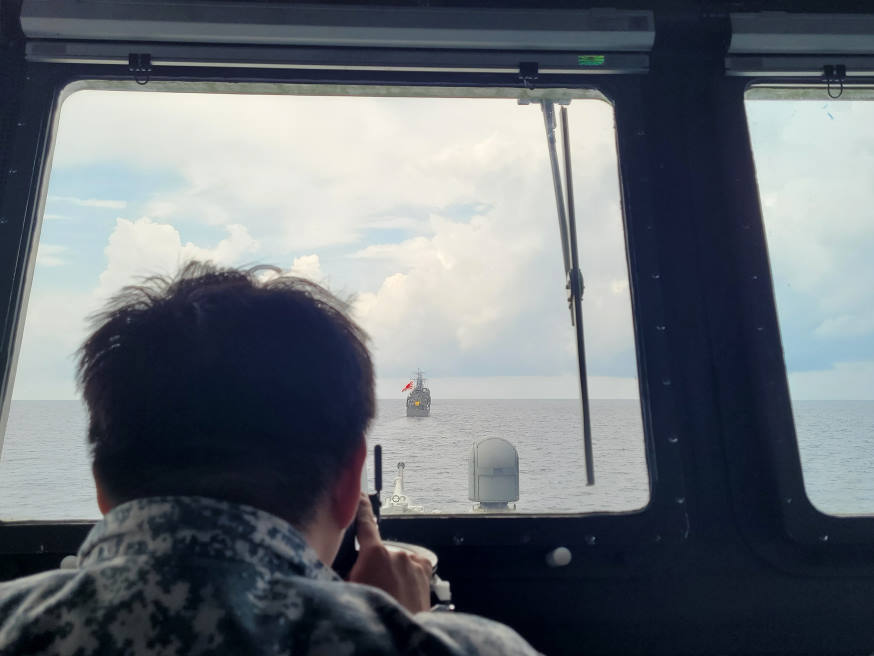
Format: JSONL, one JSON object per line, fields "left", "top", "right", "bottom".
{"left": 371, "top": 444, "right": 382, "bottom": 521}
{"left": 561, "top": 106, "right": 595, "bottom": 486}
{"left": 541, "top": 102, "right": 571, "bottom": 278}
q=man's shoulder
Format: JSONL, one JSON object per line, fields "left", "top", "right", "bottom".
{"left": 0, "top": 564, "right": 541, "bottom": 656}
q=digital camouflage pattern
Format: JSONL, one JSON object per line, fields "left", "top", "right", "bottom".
{"left": 0, "top": 496, "right": 539, "bottom": 655}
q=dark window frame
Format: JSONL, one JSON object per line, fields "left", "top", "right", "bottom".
{"left": 0, "top": 61, "right": 685, "bottom": 552}
{"left": 719, "top": 76, "right": 874, "bottom": 550}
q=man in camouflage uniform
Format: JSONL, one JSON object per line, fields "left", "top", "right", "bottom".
{"left": 0, "top": 263, "right": 539, "bottom": 655}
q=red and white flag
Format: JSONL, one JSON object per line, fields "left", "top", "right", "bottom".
{"left": 401, "top": 381, "right": 414, "bottom": 392}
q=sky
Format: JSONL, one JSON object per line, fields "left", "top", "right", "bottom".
{"left": 10, "top": 88, "right": 638, "bottom": 400}
{"left": 746, "top": 98, "right": 874, "bottom": 400}
{"left": 7, "top": 90, "right": 870, "bottom": 401}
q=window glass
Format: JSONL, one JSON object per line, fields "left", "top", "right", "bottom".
{"left": 746, "top": 94, "right": 874, "bottom": 515}
{"left": 0, "top": 87, "right": 647, "bottom": 519}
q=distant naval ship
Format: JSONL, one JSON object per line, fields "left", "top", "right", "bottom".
{"left": 405, "top": 369, "right": 431, "bottom": 417}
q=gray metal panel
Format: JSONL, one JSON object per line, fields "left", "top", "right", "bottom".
{"left": 25, "top": 41, "right": 650, "bottom": 74}
{"left": 745, "top": 85, "right": 874, "bottom": 99}
{"left": 21, "top": 1, "right": 654, "bottom": 52}
{"left": 730, "top": 12, "right": 874, "bottom": 55}
{"left": 726, "top": 55, "right": 874, "bottom": 76}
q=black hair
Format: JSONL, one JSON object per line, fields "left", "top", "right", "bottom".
{"left": 76, "top": 261, "right": 374, "bottom": 526}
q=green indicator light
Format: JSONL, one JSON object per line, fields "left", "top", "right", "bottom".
{"left": 578, "top": 55, "right": 606, "bottom": 67}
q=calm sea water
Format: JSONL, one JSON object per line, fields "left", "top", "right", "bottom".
{"left": 0, "top": 399, "right": 869, "bottom": 520}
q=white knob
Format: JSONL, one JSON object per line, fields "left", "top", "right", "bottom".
{"left": 432, "top": 574, "right": 452, "bottom": 602}
{"left": 545, "top": 547, "right": 572, "bottom": 568}
{"left": 59, "top": 555, "right": 78, "bottom": 570}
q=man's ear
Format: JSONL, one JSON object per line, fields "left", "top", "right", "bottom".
{"left": 331, "top": 437, "right": 367, "bottom": 529}
{"left": 93, "top": 466, "right": 114, "bottom": 515}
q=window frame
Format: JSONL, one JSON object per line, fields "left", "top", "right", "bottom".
{"left": 0, "top": 61, "right": 685, "bottom": 551}
{"left": 722, "top": 77, "right": 874, "bottom": 548}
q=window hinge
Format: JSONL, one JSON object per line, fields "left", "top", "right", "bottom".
{"left": 128, "top": 53, "right": 152, "bottom": 85}
{"left": 823, "top": 64, "right": 846, "bottom": 99}
{"left": 518, "top": 62, "right": 539, "bottom": 90}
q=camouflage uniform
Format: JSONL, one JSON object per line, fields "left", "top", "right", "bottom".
{"left": 0, "top": 496, "right": 539, "bottom": 655}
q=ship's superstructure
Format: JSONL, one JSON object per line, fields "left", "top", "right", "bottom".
{"left": 405, "top": 369, "right": 431, "bottom": 417}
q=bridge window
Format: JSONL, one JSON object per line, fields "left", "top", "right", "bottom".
{"left": 746, "top": 91, "right": 874, "bottom": 516}
{"left": 0, "top": 86, "right": 647, "bottom": 520}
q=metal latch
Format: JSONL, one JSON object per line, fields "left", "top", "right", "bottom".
{"left": 823, "top": 64, "right": 846, "bottom": 98}
{"left": 518, "top": 62, "right": 539, "bottom": 90}
{"left": 128, "top": 53, "right": 152, "bottom": 85}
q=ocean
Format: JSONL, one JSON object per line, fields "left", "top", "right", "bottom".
{"left": 0, "top": 399, "right": 870, "bottom": 521}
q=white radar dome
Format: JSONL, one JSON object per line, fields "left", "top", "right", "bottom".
{"left": 468, "top": 437, "right": 519, "bottom": 505}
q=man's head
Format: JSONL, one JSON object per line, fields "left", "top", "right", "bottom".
{"left": 77, "top": 261, "right": 374, "bottom": 537}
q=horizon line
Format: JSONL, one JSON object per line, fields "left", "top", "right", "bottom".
{"left": 10, "top": 397, "right": 874, "bottom": 402}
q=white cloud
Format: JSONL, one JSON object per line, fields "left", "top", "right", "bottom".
{"left": 50, "top": 90, "right": 636, "bottom": 381}
{"left": 288, "top": 254, "right": 323, "bottom": 281}
{"left": 12, "top": 219, "right": 261, "bottom": 400}
{"left": 36, "top": 244, "right": 67, "bottom": 267}
{"left": 747, "top": 101, "right": 874, "bottom": 338}
{"left": 352, "top": 199, "right": 636, "bottom": 379}
{"left": 17, "top": 91, "right": 641, "bottom": 398}
{"left": 95, "top": 217, "right": 259, "bottom": 300}
{"left": 49, "top": 195, "right": 127, "bottom": 209}
{"left": 352, "top": 210, "right": 541, "bottom": 374}
{"left": 251, "top": 254, "right": 323, "bottom": 285}
{"left": 50, "top": 91, "right": 617, "bottom": 252}
{"left": 42, "top": 213, "right": 70, "bottom": 221}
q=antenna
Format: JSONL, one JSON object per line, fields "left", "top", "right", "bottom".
{"left": 371, "top": 444, "right": 382, "bottom": 521}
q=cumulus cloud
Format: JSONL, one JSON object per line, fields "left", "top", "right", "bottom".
{"left": 353, "top": 211, "right": 543, "bottom": 371}
{"left": 15, "top": 90, "right": 642, "bottom": 399}
{"left": 351, "top": 197, "right": 636, "bottom": 380}
{"left": 94, "top": 217, "right": 259, "bottom": 300}
{"left": 288, "top": 254, "right": 323, "bottom": 281}
{"left": 252, "top": 255, "right": 323, "bottom": 285}
{"left": 51, "top": 91, "right": 617, "bottom": 251}
{"left": 13, "top": 219, "right": 260, "bottom": 399}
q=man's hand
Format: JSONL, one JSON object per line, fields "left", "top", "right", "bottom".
{"left": 348, "top": 493, "right": 432, "bottom": 614}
